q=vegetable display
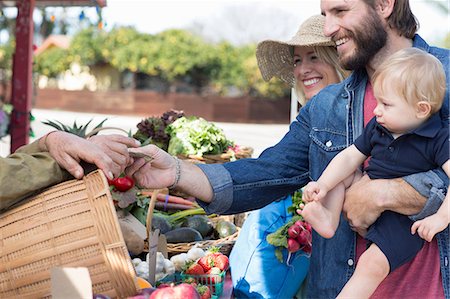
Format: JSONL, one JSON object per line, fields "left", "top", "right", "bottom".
{"left": 133, "top": 110, "right": 185, "bottom": 150}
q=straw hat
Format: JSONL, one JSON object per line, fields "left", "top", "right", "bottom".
{"left": 256, "top": 15, "right": 334, "bottom": 86}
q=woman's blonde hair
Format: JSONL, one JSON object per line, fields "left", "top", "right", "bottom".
{"left": 373, "top": 48, "right": 445, "bottom": 114}
{"left": 294, "top": 45, "right": 349, "bottom": 106}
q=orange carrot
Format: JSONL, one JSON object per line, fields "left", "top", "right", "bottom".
{"left": 141, "top": 191, "right": 194, "bottom": 206}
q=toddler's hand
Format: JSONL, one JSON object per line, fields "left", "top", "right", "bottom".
{"left": 411, "top": 213, "right": 448, "bottom": 242}
{"left": 303, "top": 181, "right": 322, "bottom": 202}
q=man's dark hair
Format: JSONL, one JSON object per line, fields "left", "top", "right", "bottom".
{"left": 364, "top": 0, "right": 419, "bottom": 38}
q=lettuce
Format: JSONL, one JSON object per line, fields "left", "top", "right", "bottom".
{"left": 166, "top": 116, "right": 234, "bottom": 156}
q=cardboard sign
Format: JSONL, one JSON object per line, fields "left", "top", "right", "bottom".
{"left": 147, "top": 228, "right": 160, "bottom": 286}
{"left": 51, "top": 267, "right": 92, "bottom": 299}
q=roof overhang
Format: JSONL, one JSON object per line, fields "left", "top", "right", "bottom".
{"left": 0, "top": 0, "right": 106, "bottom": 7}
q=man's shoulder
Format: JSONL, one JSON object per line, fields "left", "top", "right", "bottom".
{"left": 413, "top": 34, "right": 449, "bottom": 64}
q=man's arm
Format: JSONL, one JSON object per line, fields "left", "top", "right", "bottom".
{"left": 343, "top": 174, "right": 436, "bottom": 233}
{"left": 127, "top": 145, "right": 214, "bottom": 202}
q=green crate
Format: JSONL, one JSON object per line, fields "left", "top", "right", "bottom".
{"left": 180, "top": 270, "right": 226, "bottom": 298}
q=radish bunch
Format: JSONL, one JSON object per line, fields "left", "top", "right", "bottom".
{"left": 286, "top": 220, "right": 312, "bottom": 254}
{"left": 266, "top": 190, "right": 313, "bottom": 263}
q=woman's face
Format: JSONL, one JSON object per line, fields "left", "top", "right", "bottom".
{"left": 293, "top": 46, "right": 340, "bottom": 100}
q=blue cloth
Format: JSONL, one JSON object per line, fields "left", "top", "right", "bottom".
{"left": 354, "top": 115, "right": 449, "bottom": 179}
{"left": 229, "top": 196, "right": 309, "bottom": 299}
{"left": 197, "top": 35, "right": 450, "bottom": 299}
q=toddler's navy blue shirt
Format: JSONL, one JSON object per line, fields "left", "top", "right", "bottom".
{"left": 354, "top": 113, "right": 449, "bottom": 179}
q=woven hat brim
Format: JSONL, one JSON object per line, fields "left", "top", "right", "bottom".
{"left": 256, "top": 37, "right": 335, "bottom": 86}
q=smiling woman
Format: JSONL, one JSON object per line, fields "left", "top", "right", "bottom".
{"left": 228, "top": 14, "right": 349, "bottom": 299}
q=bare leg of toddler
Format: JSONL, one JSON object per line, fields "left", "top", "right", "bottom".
{"left": 301, "top": 171, "right": 361, "bottom": 239}
{"left": 301, "top": 182, "right": 346, "bottom": 238}
{"left": 337, "top": 243, "right": 390, "bottom": 298}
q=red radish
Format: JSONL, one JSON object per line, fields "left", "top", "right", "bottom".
{"left": 302, "top": 243, "right": 312, "bottom": 254}
{"left": 287, "top": 238, "right": 300, "bottom": 252}
{"left": 287, "top": 224, "right": 301, "bottom": 238}
{"left": 304, "top": 221, "right": 312, "bottom": 232}
{"left": 297, "top": 229, "right": 311, "bottom": 245}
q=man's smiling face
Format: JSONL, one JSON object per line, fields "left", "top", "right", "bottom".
{"left": 320, "top": 0, "right": 387, "bottom": 70}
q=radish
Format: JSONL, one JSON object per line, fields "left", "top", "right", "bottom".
{"left": 287, "top": 238, "right": 300, "bottom": 252}
{"left": 297, "top": 229, "right": 311, "bottom": 245}
{"left": 287, "top": 224, "right": 301, "bottom": 238}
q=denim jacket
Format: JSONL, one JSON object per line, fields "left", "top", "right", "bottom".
{"left": 197, "top": 35, "right": 449, "bottom": 298}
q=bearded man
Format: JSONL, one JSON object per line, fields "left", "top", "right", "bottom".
{"left": 126, "top": 0, "right": 450, "bottom": 297}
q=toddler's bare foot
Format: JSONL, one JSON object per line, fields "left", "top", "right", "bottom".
{"left": 301, "top": 201, "right": 338, "bottom": 239}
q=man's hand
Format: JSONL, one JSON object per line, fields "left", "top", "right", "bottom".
{"left": 40, "top": 131, "right": 139, "bottom": 179}
{"left": 125, "top": 144, "right": 177, "bottom": 189}
{"left": 126, "top": 145, "right": 214, "bottom": 202}
{"left": 343, "top": 174, "right": 426, "bottom": 232}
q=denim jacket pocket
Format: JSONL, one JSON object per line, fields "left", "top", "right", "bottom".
{"left": 309, "top": 128, "right": 348, "bottom": 180}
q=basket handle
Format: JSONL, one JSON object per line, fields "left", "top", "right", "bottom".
{"left": 85, "top": 126, "right": 130, "bottom": 138}
{"left": 146, "top": 189, "right": 163, "bottom": 240}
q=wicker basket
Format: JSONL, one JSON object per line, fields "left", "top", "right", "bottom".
{"left": 177, "top": 146, "right": 254, "bottom": 164}
{"left": 0, "top": 170, "right": 138, "bottom": 299}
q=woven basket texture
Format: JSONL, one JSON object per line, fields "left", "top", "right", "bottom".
{"left": 0, "top": 170, "right": 138, "bottom": 299}
{"left": 177, "top": 146, "right": 254, "bottom": 164}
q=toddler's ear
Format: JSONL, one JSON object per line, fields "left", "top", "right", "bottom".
{"left": 415, "top": 101, "right": 432, "bottom": 119}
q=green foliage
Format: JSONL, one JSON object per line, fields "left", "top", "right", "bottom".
{"left": 0, "top": 38, "right": 14, "bottom": 72}
{"left": 34, "top": 47, "right": 70, "bottom": 78}
{"left": 69, "top": 26, "right": 106, "bottom": 66}
{"left": 42, "top": 118, "right": 108, "bottom": 137}
{"left": 34, "top": 25, "right": 289, "bottom": 99}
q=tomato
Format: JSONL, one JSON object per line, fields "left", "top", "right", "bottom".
{"left": 113, "top": 176, "right": 135, "bottom": 192}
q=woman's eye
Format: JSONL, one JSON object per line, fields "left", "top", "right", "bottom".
{"left": 293, "top": 59, "right": 301, "bottom": 66}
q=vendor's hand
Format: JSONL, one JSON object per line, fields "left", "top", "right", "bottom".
{"left": 88, "top": 134, "right": 139, "bottom": 173}
{"left": 41, "top": 131, "right": 137, "bottom": 180}
{"left": 125, "top": 145, "right": 177, "bottom": 189}
{"left": 343, "top": 174, "right": 384, "bottom": 232}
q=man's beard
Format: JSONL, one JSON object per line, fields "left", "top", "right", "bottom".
{"left": 339, "top": 10, "right": 387, "bottom": 70}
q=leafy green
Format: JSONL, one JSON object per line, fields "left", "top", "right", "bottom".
{"left": 287, "top": 190, "right": 304, "bottom": 214}
{"left": 133, "top": 110, "right": 184, "bottom": 150}
{"left": 166, "top": 116, "right": 234, "bottom": 156}
{"left": 42, "top": 118, "right": 108, "bottom": 137}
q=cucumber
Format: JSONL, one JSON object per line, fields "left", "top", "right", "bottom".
{"left": 152, "top": 213, "right": 172, "bottom": 234}
{"left": 164, "top": 227, "right": 203, "bottom": 243}
{"left": 181, "top": 215, "right": 213, "bottom": 238}
{"left": 215, "top": 220, "right": 237, "bottom": 238}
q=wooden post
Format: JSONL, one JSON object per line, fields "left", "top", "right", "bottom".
{"left": 10, "top": 0, "right": 35, "bottom": 153}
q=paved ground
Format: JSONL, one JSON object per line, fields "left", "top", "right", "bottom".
{"left": 0, "top": 108, "right": 290, "bottom": 158}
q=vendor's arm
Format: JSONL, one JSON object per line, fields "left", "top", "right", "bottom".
{"left": 0, "top": 151, "right": 71, "bottom": 211}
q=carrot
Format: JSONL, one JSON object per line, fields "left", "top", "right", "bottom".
{"left": 140, "top": 191, "right": 194, "bottom": 206}
{"left": 154, "top": 202, "right": 194, "bottom": 211}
